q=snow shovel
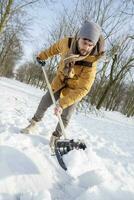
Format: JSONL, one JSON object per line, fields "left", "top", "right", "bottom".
{"left": 40, "top": 62, "right": 87, "bottom": 171}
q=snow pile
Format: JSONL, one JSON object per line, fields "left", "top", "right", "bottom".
{"left": 0, "top": 77, "right": 134, "bottom": 200}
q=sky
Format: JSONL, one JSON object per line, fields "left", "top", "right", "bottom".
{"left": 18, "top": 0, "right": 134, "bottom": 67}
{"left": 18, "top": 0, "right": 73, "bottom": 65}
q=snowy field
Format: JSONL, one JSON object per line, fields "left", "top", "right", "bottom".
{"left": 0, "top": 77, "right": 134, "bottom": 200}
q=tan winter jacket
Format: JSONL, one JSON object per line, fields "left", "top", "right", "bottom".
{"left": 37, "top": 37, "right": 104, "bottom": 109}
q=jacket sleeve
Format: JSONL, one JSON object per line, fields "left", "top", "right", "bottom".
{"left": 59, "top": 66, "right": 96, "bottom": 109}
{"left": 37, "top": 38, "right": 67, "bottom": 60}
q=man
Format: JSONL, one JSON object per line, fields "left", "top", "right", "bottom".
{"left": 22, "top": 21, "right": 105, "bottom": 149}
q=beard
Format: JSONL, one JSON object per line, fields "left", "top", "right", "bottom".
{"left": 79, "top": 49, "right": 89, "bottom": 56}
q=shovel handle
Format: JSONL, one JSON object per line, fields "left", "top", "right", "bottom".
{"left": 41, "top": 66, "right": 66, "bottom": 139}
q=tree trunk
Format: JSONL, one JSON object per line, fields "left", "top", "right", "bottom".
{"left": 96, "top": 81, "right": 112, "bottom": 109}
{"left": 0, "top": 0, "right": 14, "bottom": 33}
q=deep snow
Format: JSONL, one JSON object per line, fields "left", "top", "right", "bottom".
{"left": 0, "top": 77, "right": 134, "bottom": 200}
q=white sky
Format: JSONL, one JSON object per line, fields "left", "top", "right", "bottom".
{"left": 18, "top": 0, "right": 134, "bottom": 67}
{"left": 19, "top": 0, "right": 72, "bottom": 65}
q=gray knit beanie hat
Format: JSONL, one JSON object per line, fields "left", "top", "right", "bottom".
{"left": 77, "top": 21, "right": 101, "bottom": 45}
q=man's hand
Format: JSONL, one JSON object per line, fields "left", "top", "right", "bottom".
{"left": 36, "top": 57, "right": 46, "bottom": 66}
{"left": 54, "top": 104, "right": 63, "bottom": 116}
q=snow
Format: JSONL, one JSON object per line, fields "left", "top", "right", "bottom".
{"left": 0, "top": 77, "right": 134, "bottom": 200}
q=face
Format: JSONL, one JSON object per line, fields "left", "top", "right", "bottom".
{"left": 78, "top": 38, "right": 94, "bottom": 56}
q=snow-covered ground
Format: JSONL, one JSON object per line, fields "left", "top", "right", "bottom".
{"left": 0, "top": 77, "right": 134, "bottom": 200}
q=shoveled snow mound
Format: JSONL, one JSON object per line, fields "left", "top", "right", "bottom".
{"left": 0, "top": 77, "right": 134, "bottom": 200}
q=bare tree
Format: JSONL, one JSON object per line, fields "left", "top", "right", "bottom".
{"left": 14, "top": 0, "right": 134, "bottom": 116}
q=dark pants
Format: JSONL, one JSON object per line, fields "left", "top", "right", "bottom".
{"left": 33, "top": 90, "right": 77, "bottom": 137}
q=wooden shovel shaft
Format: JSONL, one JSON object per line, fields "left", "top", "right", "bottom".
{"left": 42, "top": 66, "right": 66, "bottom": 139}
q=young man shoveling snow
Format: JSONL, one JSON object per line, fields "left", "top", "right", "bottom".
{"left": 22, "top": 21, "right": 105, "bottom": 151}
